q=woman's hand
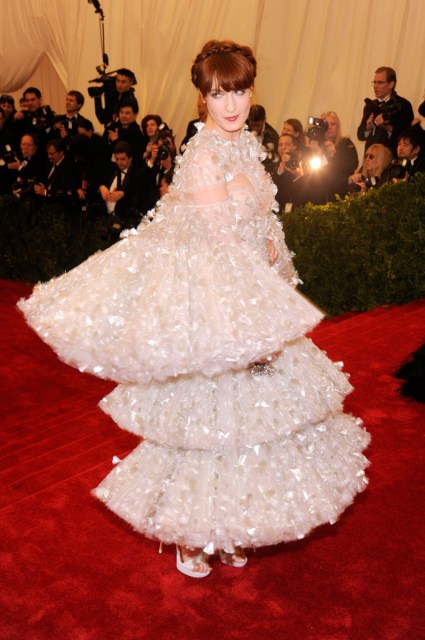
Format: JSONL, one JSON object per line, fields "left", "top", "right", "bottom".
{"left": 253, "top": 351, "right": 281, "bottom": 364}
{"left": 266, "top": 238, "right": 278, "bottom": 265}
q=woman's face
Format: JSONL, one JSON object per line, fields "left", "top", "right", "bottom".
{"left": 363, "top": 149, "right": 378, "bottom": 174}
{"left": 204, "top": 86, "right": 252, "bottom": 141}
{"left": 324, "top": 116, "right": 338, "bottom": 141}
{"left": 20, "top": 135, "right": 37, "bottom": 158}
{"left": 146, "top": 120, "right": 158, "bottom": 138}
{"left": 0, "top": 101, "right": 14, "bottom": 118}
{"left": 282, "top": 122, "right": 296, "bottom": 137}
{"left": 278, "top": 135, "right": 295, "bottom": 159}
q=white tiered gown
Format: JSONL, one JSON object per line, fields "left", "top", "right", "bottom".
{"left": 19, "top": 126, "right": 370, "bottom": 553}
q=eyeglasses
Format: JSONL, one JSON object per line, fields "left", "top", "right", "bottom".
{"left": 371, "top": 81, "right": 388, "bottom": 85}
{"left": 365, "top": 154, "right": 375, "bottom": 159}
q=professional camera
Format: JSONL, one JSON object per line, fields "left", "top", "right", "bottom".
{"left": 388, "top": 159, "right": 409, "bottom": 181}
{"left": 155, "top": 123, "right": 175, "bottom": 161}
{"left": 105, "top": 120, "right": 119, "bottom": 133}
{"left": 88, "top": 69, "right": 116, "bottom": 98}
{"left": 347, "top": 174, "right": 378, "bottom": 194}
{"left": 364, "top": 96, "right": 402, "bottom": 123}
{"left": 0, "top": 144, "right": 17, "bottom": 166}
{"left": 52, "top": 114, "right": 81, "bottom": 136}
{"left": 305, "top": 116, "right": 328, "bottom": 143}
{"left": 286, "top": 153, "right": 300, "bottom": 170}
{"left": 158, "top": 141, "right": 171, "bottom": 161}
{"left": 29, "top": 105, "right": 56, "bottom": 132}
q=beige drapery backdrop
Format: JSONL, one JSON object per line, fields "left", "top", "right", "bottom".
{"left": 1, "top": 0, "right": 424, "bottom": 160}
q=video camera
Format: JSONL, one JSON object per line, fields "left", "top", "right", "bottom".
{"left": 305, "top": 117, "right": 328, "bottom": 143}
{"left": 88, "top": 68, "right": 117, "bottom": 98}
{"left": 88, "top": 67, "right": 137, "bottom": 98}
{"left": 364, "top": 96, "right": 402, "bottom": 123}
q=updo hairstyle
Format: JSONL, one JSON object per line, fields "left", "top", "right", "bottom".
{"left": 191, "top": 40, "right": 256, "bottom": 96}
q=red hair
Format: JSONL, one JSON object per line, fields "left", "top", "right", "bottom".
{"left": 191, "top": 40, "right": 256, "bottom": 96}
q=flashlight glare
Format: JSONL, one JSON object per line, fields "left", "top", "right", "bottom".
{"left": 309, "top": 156, "right": 322, "bottom": 170}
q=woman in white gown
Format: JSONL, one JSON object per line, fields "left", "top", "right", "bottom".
{"left": 18, "top": 40, "right": 370, "bottom": 578}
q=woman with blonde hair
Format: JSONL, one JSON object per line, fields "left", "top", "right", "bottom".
{"left": 307, "top": 111, "right": 359, "bottom": 200}
{"left": 349, "top": 143, "right": 393, "bottom": 193}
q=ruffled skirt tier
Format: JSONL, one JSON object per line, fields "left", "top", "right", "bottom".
{"left": 94, "top": 339, "right": 370, "bottom": 551}
{"left": 18, "top": 210, "right": 322, "bottom": 384}
{"left": 93, "top": 414, "right": 369, "bottom": 552}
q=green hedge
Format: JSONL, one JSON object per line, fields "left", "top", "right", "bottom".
{"left": 0, "top": 195, "right": 114, "bottom": 283}
{"left": 281, "top": 173, "right": 425, "bottom": 315}
{"left": 1, "top": 176, "right": 424, "bottom": 316}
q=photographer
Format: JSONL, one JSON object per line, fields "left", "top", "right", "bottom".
{"left": 271, "top": 134, "right": 304, "bottom": 212}
{"left": 90, "top": 68, "right": 137, "bottom": 126}
{"left": 105, "top": 99, "right": 146, "bottom": 163}
{"left": 389, "top": 126, "right": 425, "bottom": 182}
{"left": 0, "top": 95, "right": 17, "bottom": 134}
{"left": 13, "top": 87, "right": 56, "bottom": 144}
{"left": 141, "top": 114, "right": 162, "bottom": 161}
{"left": 357, "top": 67, "right": 414, "bottom": 154}
{"left": 8, "top": 133, "right": 46, "bottom": 198}
{"left": 32, "top": 138, "right": 81, "bottom": 204}
{"left": 0, "top": 106, "right": 18, "bottom": 193}
{"left": 99, "top": 141, "right": 144, "bottom": 235}
{"left": 142, "top": 124, "right": 176, "bottom": 212}
{"left": 52, "top": 91, "right": 86, "bottom": 143}
{"left": 348, "top": 144, "right": 393, "bottom": 194}
{"left": 248, "top": 104, "right": 279, "bottom": 173}
{"left": 295, "top": 113, "right": 358, "bottom": 204}
{"left": 320, "top": 111, "right": 358, "bottom": 198}
{"left": 69, "top": 118, "right": 110, "bottom": 203}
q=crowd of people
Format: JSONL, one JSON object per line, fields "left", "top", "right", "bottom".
{"left": 0, "top": 70, "right": 178, "bottom": 238}
{"left": 0, "top": 64, "right": 424, "bottom": 236}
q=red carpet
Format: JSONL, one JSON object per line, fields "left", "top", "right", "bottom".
{"left": 1, "top": 279, "right": 424, "bottom": 640}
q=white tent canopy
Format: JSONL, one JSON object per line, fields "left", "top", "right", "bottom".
{"left": 0, "top": 0, "right": 424, "bottom": 157}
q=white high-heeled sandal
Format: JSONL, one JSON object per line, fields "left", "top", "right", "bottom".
{"left": 218, "top": 547, "right": 247, "bottom": 568}
{"left": 176, "top": 546, "right": 212, "bottom": 578}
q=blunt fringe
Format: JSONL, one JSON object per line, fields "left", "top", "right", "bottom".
{"left": 191, "top": 40, "right": 256, "bottom": 96}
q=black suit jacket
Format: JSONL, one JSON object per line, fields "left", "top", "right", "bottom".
{"left": 44, "top": 154, "right": 80, "bottom": 198}
{"left": 94, "top": 88, "right": 137, "bottom": 126}
{"left": 103, "top": 162, "right": 143, "bottom": 229}
{"left": 111, "top": 121, "right": 147, "bottom": 163}
{"left": 357, "top": 91, "right": 414, "bottom": 154}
